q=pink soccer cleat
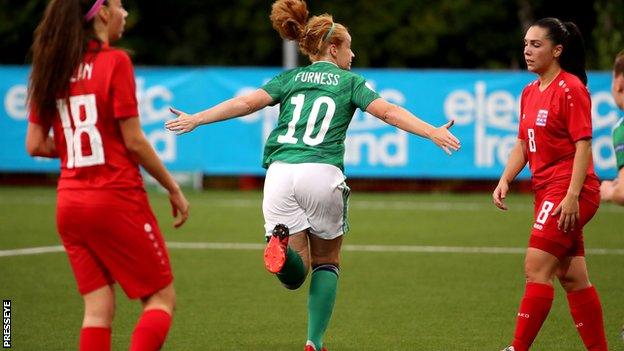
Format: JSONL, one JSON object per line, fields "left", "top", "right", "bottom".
{"left": 263, "top": 223, "right": 289, "bottom": 273}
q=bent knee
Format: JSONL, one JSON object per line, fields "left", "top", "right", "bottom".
{"left": 83, "top": 303, "right": 115, "bottom": 327}
{"left": 524, "top": 264, "right": 553, "bottom": 284}
{"left": 557, "top": 274, "right": 590, "bottom": 292}
{"left": 143, "top": 284, "right": 176, "bottom": 313}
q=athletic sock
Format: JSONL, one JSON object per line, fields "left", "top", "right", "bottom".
{"left": 79, "top": 327, "right": 111, "bottom": 351}
{"left": 129, "top": 309, "right": 172, "bottom": 351}
{"left": 307, "top": 264, "right": 339, "bottom": 350}
{"left": 277, "top": 246, "right": 307, "bottom": 289}
{"left": 511, "top": 282, "right": 554, "bottom": 351}
{"left": 567, "top": 286, "right": 608, "bottom": 351}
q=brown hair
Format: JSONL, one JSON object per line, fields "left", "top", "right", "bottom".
{"left": 270, "top": 0, "right": 348, "bottom": 61}
{"left": 28, "top": 0, "right": 103, "bottom": 120}
{"left": 614, "top": 50, "right": 624, "bottom": 78}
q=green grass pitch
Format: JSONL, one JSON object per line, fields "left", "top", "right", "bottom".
{"left": 0, "top": 186, "right": 622, "bottom": 350}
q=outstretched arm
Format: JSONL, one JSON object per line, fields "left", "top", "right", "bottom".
{"left": 25, "top": 122, "right": 58, "bottom": 158}
{"left": 165, "top": 89, "right": 274, "bottom": 135}
{"left": 492, "top": 139, "right": 527, "bottom": 210}
{"left": 365, "top": 98, "right": 460, "bottom": 155}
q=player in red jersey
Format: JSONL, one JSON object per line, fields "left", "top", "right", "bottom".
{"left": 493, "top": 18, "right": 607, "bottom": 351}
{"left": 25, "top": 1, "right": 189, "bottom": 350}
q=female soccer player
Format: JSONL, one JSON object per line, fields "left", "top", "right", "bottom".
{"left": 165, "top": 0, "right": 459, "bottom": 349}
{"left": 493, "top": 18, "right": 608, "bottom": 351}
{"left": 26, "top": 0, "right": 189, "bottom": 350}
{"left": 600, "top": 50, "right": 624, "bottom": 205}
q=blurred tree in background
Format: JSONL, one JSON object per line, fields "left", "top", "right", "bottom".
{"left": 0, "top": 0, "right": 619, "bottom": 69}
{"left": 593, "top": 0, "right": 624, "bottom": 69}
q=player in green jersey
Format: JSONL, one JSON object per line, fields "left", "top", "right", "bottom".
{"left": 165, "top": 0, "right": 460, "bottom": 349}
{"left": 599, "top": 49, "right": 624, "bottom": 343}
{"left": 600, "top": 50, "right": 624, "bottom": 206}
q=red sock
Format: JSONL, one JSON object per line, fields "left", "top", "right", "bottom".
{"left": 511, "top": 282, "right": 554, "bottom": 351}
{"left": 567, "top": 286, "right": 608, "bottom": 351}
{"left": 129, "top": 309, "right": 172, "bottom": 351}
{"left": 80, "top": 327, "right": 111, "bottom": 351}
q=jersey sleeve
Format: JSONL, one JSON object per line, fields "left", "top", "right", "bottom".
{"left": 517, "top": 88, "right": 528, "bottom": 140}
{"left": 351, "top": 74, "right": 380, "bottom": 111}
{"left": 261, "top": 72, "right": 286, "bottom": 106}
{"left": 563, "top": 84, "right": 592, "bottom": 142}
{"left": 613, "top": 118, "right": 624, "bottom": 170}
{"left": 110, "top": 51, "right": 139, "bottom": 119}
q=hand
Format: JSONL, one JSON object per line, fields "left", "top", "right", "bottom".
{"left": 600, "top": 180, "right": 614, "bottom": 202}
{"left": 165, "top": 107, "right": 199, "bottom": 135}
{"left": 551, "top": 193, "right": 579, "bottom": 233}
{"left": 429, "top": 120, "right": 461, "bottom": 155}
{"left": 492, "top": 179, "right": 509, "bottom": 210}
{"left": 168, "top": 188, "right": 190, "bottom": 228}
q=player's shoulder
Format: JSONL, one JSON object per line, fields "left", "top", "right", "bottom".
{"left": 272, "top": 67, "right": 300, "bottom": 82}
{"left": 556, "top": 71, "right": 588, "bottom": 93}
{"left": 521, "top": 79, "right": 539, "bottom": 97}
{"left": 614, "top": 117, "right": 624, "bottom": 131}
{"left": 98, "top": 46, "right": 134, "bottom": 67}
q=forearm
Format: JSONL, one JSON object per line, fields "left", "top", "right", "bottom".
{"left": 567, "top": 139, "right": 592, "bottom": 197}
{"left": 194, "top": 97, "right": 256, "bottom": 126}
{"left": 26, "top": 123, "right": 58, "bottom": 158}
{"left": 612, "top": 169, "right": 624, "bottom": 205}
{"left": 34, "top": 136, "right": 58, "bottom": 158}
{"left": 129, "top": 139, "right": 179, "bottom": 193}
{"left": 382, "top": 104, "right": 434, "bottom": 138}
{"left": 500, "top": 141, "right": 527, "bottom": 183}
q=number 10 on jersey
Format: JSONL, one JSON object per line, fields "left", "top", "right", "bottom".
{"left": 277, "top": 94, "right": 336, "bottom": 146}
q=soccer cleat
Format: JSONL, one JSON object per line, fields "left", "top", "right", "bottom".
{"left": 264, "top": 224, "right": 289, "bottom": 273}
{"left": 304, "top": 343, "right": 327, "bottom": 351}
{"left": 501, "top": 347, "right": 515, "bottom": 351}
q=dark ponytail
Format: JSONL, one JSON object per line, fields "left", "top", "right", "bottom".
{"left": 28, "top": 0, "right": 101, "bottom": 120}
{"left": 534, "top": 17, "right": 587, "bottom": 85}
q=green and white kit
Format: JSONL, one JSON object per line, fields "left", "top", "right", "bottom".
{"left": 260, "top": 61, "right": 379, "bottom": 238}
{"left": 613, "top": 117, "right": 624, "bottom": 170}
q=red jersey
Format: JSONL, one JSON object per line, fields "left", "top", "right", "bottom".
{"left": 29, "top": 41, "right": 143, "bottom": 191}
{"left": 518, "top": 70, "right": 599, "bottom": 191}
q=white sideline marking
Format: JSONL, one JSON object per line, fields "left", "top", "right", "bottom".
{"left": 0, "top": 245, "right": 65, "bottom": 257}
{"left": 2, "top": 242, "right": 624, "bottom": 258}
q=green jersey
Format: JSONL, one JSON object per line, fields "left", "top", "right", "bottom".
{"left": 614, "top": 117, "right": 624, "bottom": 170}
{"left": 261, "top": 61, "right": 380, "bottom": 170}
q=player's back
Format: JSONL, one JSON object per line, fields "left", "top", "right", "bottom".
{"left": 46, "top": 41, "right": 143, "bottom": 191}
{"left": 262, "top": 61, "right": 378, "bottom": 170}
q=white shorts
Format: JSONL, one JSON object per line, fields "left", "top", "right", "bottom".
{"left": 263, "top": 162, "right": 351, "bottom": 240}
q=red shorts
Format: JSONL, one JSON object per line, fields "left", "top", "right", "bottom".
{"left": 56, "top": 189, "right": 173, "bottom": 299}
{"left": 529, "top": 185, "right": 599, "bottom": 260}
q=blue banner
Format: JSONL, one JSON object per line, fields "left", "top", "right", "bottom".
{"left": 1, "top": 66, "right": 621, "bottom": 179}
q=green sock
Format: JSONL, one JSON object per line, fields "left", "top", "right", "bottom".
{"left": 307, "top": 265, "right": 339, "bottom": 350}
{"left": 276, "top": 246, "right": 306, "bottom": 289}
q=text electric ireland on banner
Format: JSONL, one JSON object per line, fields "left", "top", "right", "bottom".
{"left": 0, "top": 68, "right": 619, "bottom": 179}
